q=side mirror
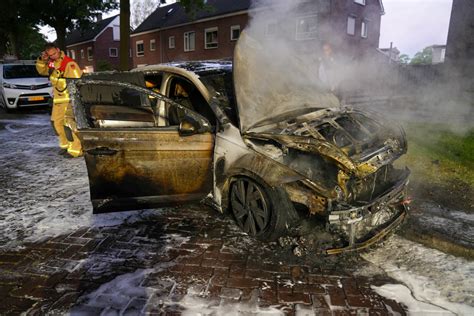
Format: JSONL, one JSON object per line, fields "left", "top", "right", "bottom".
{"left": 178, "top": 115, "right": 202, "bottom": 136}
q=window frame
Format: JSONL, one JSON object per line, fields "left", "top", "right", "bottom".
{"left": 169, "top": 36, "right": 175, "bottom": 49}
{"left": 150, "top": 39, "right": 156, "bottom": 51}
{"left": 109, "top": 47, "right": 118, "bottom": 57}
{"left": 136, "top": 40, "right": 145, "bottom": 57}
{"left": 184, "top": 31, "right": 196, "bottom": 52}
{"left": 265, "top": 22, "right": 277, "bottom": 36}
{"left": 80, "top": 49, "right": 85, "bottom": 59}
{"left": 354, "top": 0, "right": 366, "bottom": 5}
{"left": 361, "top": 19, "right": 368, "bottom": 38}
{"left": 295, "top": 15, "right": 318, "bottom": 40}
{"left": 347, "top": 16, "right": 356, "bottom": 36}
{"left": 230, "top": 25, "right": 240, "bottom": 41}
{"left": 204, "top": 27, "right": 218, "bottom": 49}
{"left": 87, "top": 47, "right": 93, "bottom": 61}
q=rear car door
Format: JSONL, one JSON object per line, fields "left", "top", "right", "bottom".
{"left": 70, "top": 78, "right": 214, "bottom": 213}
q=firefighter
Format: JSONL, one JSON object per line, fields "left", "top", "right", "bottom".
{"left": 36, "top": 43, "right": 83, "bottom": 157}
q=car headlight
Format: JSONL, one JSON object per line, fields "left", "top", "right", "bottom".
{"left": 3, "top": 82, "right": 17, "bottom": 89}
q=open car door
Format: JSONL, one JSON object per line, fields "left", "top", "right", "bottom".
{"left": 69, "top": 78, "right": 214, "bottom": 213}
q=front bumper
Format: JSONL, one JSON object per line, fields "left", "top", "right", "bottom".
{"left": 325, "top": 169, "right": 410, "bottom": 254}
{"left": 2, "top": 88, "right": 52, "bottom": 109}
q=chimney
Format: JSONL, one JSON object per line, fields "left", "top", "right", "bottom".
{"left": 97, "top": 14, "right": 103, "bottom": 22}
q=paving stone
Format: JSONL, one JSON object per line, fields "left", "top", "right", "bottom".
{"left": 227, "top": 277, "right": 260, "bottom": 289}
{"left": 176, "top": 254, "right": 203, "bottom": 266}
{"left": 10, "top": 286, "right": 59, "bottom": 300}
{"left": 181, "top": 265, "right": 214, "bottom": 279}
{"left": 201, "top": 258, "right": 231, "bottom": 269}
{"left": 293, "top": 283, "right": 326, "bottom": 294}
{"left": 346, "top": 294, "right": 375, "bottom": 308}
{"left": 279, "top": 291, "right": 312, "bottom": 305}
{"left": 69, "top": 228, "right": 90, "bottom": 238}
{"left": 245, "top": 269, "right": 274, "bottom": 281}
{"left": 277, "top": 277, "right": 296, "bottom": 293}
{"left": 312, "top": 294, "right": 330, "bottom": 309}
{"left": 258, "top": 282, "right": 278, "bottom": 306}
{"left": 326, "top": 285, "right": 347, "bottom": 307}
{"left": 209, "top": 269, "right": 228, "bottom": 286}
{"left": 56, "top": 245, "right": 85, "bottom": 259}
{"left": 220, "top": 287, "right": 242, "bottom": 300}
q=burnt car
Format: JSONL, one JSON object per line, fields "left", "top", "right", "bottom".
{"left": 68, "top": 33, "right": 409, "bottom": 254}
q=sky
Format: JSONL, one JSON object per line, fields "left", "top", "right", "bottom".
{"left": 41, "top": 0, "right": 453, "bottom": 59}
{"left": 379, "top": 0, "right": 453, "bottom": 57}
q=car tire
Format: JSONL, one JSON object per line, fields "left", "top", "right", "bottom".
{"left": 229, "top": 177, "right": 297, "bottom": 241}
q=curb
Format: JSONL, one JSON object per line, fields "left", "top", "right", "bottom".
{"left": 398, "top": 226, "right": 474, "bottom": 260}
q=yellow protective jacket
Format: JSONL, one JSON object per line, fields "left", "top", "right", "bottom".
{"left": 36, "top": 51, "right": 82, "bottom": 104}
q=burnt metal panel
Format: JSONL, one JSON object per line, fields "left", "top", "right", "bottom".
{"left": 80, "top": 129, "right": 214, "bottom": 212}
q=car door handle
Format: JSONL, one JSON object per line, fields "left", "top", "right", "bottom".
{"left": 87, "top": 147, "right": 118, "bottom": 156}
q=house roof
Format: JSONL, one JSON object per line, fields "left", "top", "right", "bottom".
{"left": 378, "top": 0, "right": 385, "bottom": 15}
{"left": 132, "top": 0, "right": 251, "bottom": 35}
{"left": 380, "top": 47, "right": 400, "bottom": 54}
{"left": 66, "top": 15, "right": 119, "bottom": 46}
{"left": 133, "top": 0, "right": 385, "bottom": 35}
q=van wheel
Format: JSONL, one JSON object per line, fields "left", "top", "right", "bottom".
{"left": 229, "top": 177, "right": 296, "bottom": 241}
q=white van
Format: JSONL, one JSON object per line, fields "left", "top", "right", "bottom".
{"left": 0, "top": 61, "right": 53, "bottom": 112}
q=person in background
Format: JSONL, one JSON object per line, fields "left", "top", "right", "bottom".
{"left": 36, "top": 42, "right": 83, "bottom": 157}
{"left": 318, "top": 42, "right": 339, "bottom": 92}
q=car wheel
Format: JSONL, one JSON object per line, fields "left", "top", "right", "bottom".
{"left": 230, "top": 177, "right": 296, "bottom": 241}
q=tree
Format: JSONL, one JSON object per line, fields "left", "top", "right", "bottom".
{"left": 399, "top": 54, "right": 410, "bottom": 65}
{"left": 31, "top": 0, "right": 119, "bottom": 50}
{"left": 120, "top": 0, "right": 131, "bottom": 70}
{"left": 0, "top": 0, "right": 43, "bottom": 59}
{"left": 410, "top": 47, "right": 433, "bottom": 65}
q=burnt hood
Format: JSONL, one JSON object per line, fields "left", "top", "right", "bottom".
{"left": 233, "top": 31, "right": 340, "bottom": 133}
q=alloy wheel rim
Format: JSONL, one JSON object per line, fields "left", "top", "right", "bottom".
{"left": 230, "top": 179, "right": 270, "bottom": 236}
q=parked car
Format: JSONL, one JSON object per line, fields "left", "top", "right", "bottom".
{"left": 68, "top": 36, "right": 410, "bottom": 254}
{"left": 0, "top": 61, "right": 53, "bottom": 112}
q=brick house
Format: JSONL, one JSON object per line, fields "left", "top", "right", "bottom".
{"left": 446, "top": 0, "right": 474, "bottom": 72}
{"left": 131, "top": 0, "right": 385, "bottom": 67}
{"left": 65, "top": 15, "right": 121, "bottom": 72}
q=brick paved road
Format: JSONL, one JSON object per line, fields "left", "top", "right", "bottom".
{"left": 0, "top": 204, "right": 406, "bottom": 315}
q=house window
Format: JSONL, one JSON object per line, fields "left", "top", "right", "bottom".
{"left": 265, "top": 22, "right": 277, "bottom": 36}
{"left": 354, "top": 0, "right": 366, "bottom": 5}
{"left": 184, "top": 31, "right": 195, "bottom": 52}
{"left": 296, "top": 15, "right": 318, "bottom": 40}
{"left": 87, "top": 47, "right": 93, "bottom": 61}
{"left": 109, "top": 48, "right": 118, "bottom": 57}
{"left": 169, "top": 36, "right": 175, "bottom": 49}
{"left": 361, "top": 20, "right": 368, "bottom": 38}
{"left": 84, "top": 66, "right": 94, "bottom": 73}
{"left": 230, "top": 25, "right": 240, "bottom": 41}
{"left": 347, "top": 16, "right": 356, "bottom": 35}
{"left": 150, "top": 39, "right": 156, "bottom": 51}
{"left": 205, "top": 27, "right": 218, "bottom": 49}
{"left": 136, "top": 40, "right": 144, "bottom": 57}
{"left": 69, "top": 50, "right": 76, "bottom": 60}
{"left": 80, "top": 49, "right": 84, "bottom": 59}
